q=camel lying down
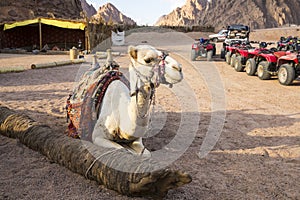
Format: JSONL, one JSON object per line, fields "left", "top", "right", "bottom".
{"left": 63, "top": 45, "right": 191, "bottom": 196}
{"left": 67, "top": 45, "right": 184, "bottom": 156}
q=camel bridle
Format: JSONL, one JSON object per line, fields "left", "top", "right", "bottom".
{"left": 129, "top": 52, "right": 169, "bottom": 118}
{"left": 130, "top": 52, "right": 169, "bottom": 98}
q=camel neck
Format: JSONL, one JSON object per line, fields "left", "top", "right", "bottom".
{"left": 129, "top": 65, "right": 153, "bottom": 120}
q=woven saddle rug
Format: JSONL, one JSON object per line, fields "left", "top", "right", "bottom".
{"left": 66, "top": 67, "right": 129, "bottom": 141}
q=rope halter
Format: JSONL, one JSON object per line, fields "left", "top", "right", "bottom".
{"left": 130, "top": 51, "right": 169, "bottom": 98}
{"left": 129, "top": 51, "right": 169, "bottom": 118}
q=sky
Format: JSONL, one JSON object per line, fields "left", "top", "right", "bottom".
{"left": 86, "top": 0, "right": 186, "bottom": 25}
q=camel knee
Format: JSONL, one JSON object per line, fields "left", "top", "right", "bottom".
{"left": 130, "top": 139, "right": 151, "bottom": 157}
{"left": 93, "top": 137, "right": 123, "bottom": 150}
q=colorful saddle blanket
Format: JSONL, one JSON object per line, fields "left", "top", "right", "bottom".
{"left": 66, "top": 68, "right": 129, "bottom": 141}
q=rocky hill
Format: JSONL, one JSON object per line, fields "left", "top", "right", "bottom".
{"left": 80, "top": 0, "right": 96, "bottom": 18}
{"left": 155, "top": 0, "right": 300, "bottom": 29}
{"left": 0, "top": 0, "right": 83, "bottom": 23}
{"left": 91, "top": 3, "right": 136, "bottom": 25}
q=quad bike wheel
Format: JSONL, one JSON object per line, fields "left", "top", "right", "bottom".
{"left": 278, "top": 64, "right": 295, "bottom": 85}
{"left": 234, "top": 56, "right": 244, "bottom": 72}
{"left": 230, "top": 54, "right": 236, "bottom": 67}
{"left": 257, "top": 61, "right": 271, "bottom": 80}
{"left": 245, "top": 58, "right": 257, "bottom": 76}
{"left": 207, "top": 50, "right": 213, "bottom": 61}
{"left": 191, "top": 49, "right": 197, "bottom": 61}
{"left": 225, "top": 52, "right": 231, "bottom": 64}
{"left": 220, "top": 48, "right": 225, "bottom": 59}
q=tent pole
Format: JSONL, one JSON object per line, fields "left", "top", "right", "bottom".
{"left": 39, "top": 18, "right": 42, "bottom": 50}
{"left": 85, "top": 29, "right": 89, "bottom": 52}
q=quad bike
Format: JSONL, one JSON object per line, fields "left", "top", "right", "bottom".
{"left": 246, "top": 48, "right": 295, "bottom": 82}
{"left": 254, "top": 49, "right": 279, "bottom": 80}
{"left": 277, "top": 40, "right": 300, "bottom": 85}
{"left": 243, "top": 47, "right": 281, "bottom": 80}
{"left": 245, "top": 38, "right": 300, "bottom": 83}
{"left": 277, "top": 53, "right": 300, "bottom": 85}
{"left": 277, "top": 36, "right": 297, "bottom": 51}
{"left": 224, "top": 40, "right": 243, "bottom": 67}
{"left": 231, "top": 41, "right": 255, "bottom": 72}
{"left": 191, "top": 38, "right": 216, "bottom": 61}
{"left": 234, "top": 42, "right": 274, "bottom": 73}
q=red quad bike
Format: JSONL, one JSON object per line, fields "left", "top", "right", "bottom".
{"left": 277, "top": 40, "right": 300, "bottom": 85}
{"left": 247, "top": 48, "right": 290, "bottom": 81}
{"left": 232, "top": 41, "right": 255, "bottom": 72}
{"left": 234, "top": 42, "right": 273, "bottom": 73}
{"left": 224, "top": 40, "right": 243, "bottom": 67}
{"left": 244, "top": 43, "right": 284, "bottom": 77}
{"left": 191, "top": 38, "right": 216, "bottom": 61}
{"left": 247, "top": 48, "right": 280, "bottom": 80}
{"left": 246, "top": 39, "right": 300, "bottom": 84}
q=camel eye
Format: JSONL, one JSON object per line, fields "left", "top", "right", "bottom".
{"left": 144, "top": 57, "right": 154, "bottom": 64}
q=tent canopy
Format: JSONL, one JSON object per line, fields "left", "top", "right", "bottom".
{"left": 3, "top": 18, "right": 86, "bottom": 31}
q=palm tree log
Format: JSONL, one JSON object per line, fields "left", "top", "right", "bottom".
{"left": 0, "top": 106, "right": 191, "bottom": 198}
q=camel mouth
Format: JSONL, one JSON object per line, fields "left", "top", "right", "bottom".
{"left": 164, "top": 75, "right": 183, "bottom": 85}
{"left": 163, "top": 68, "right": 183, "bottom": 84}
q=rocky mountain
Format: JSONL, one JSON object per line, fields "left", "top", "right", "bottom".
{"left": 0, "top": 0, "right": 83, "bottom": 23}
{"left": 155, "top": 0, "right": 300, "bottom": 29}
{"left": 91, "top": 3, "right": 136, "bottom": 25}
{"left": 80, "top": 0, "right": 96, "bottom": 18}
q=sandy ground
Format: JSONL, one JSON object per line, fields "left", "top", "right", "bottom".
{"left": 0, "top": 54, "right": 70, "bottom": 70}
{"left": 0, "top": 28, "right": 300, "bottom": 200}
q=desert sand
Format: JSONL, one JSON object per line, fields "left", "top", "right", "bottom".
{"left": 0, "top": 28, "right": 300, "bottom": 199}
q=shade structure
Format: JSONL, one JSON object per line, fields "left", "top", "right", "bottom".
{"left": 0, "top": 18, "right": 87, "bottom": 51}
{"left": 3, "top": 18, "right": 86, "bottom": 31}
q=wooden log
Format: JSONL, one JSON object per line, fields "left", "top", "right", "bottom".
{"left": 55, "top": 60, "right": 73, "bottom": 66}
{"left": 31, "top": 59, "right": 85, "bottom": 69}
{"left": 0, "top": 66, "right": 26, "bottom": 73}
{"left": 31, "top": 62, "right": 57, "bottom": 69}
{"left": 72, "top": 59, "right": 86, "bottom": 64}
{"left": 0, "top": 106, "right": 191, "bottom": 198}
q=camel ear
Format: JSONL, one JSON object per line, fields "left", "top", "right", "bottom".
{"left": 128, "top": 45, "right": 138, "bottom": 60}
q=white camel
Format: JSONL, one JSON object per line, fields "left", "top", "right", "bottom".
{"left": 67, "top": 45, "right": 183, "bottom": 156}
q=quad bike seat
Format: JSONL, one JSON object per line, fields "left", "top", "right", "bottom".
{"left": 248, "top": 48, "right": 257, "bottom": 53}
{"left": 273, "top": 51, "right": 287, "bottom": 58}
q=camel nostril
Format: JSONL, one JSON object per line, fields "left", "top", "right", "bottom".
{"left": 172, "top": 65, "right": 182, "bottom": 72}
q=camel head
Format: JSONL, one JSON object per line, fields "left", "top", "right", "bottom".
{"left": 157, "top": 51, "right": 183, "bottom": 86}
{"left": 127, "top": 45, "right": 160, "bottom": 115}
{"left": 128, "top": 45, "right": 159, "bottom": 79}
{"left": 128, "top": 45, "right": 183, "bottom": 89}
